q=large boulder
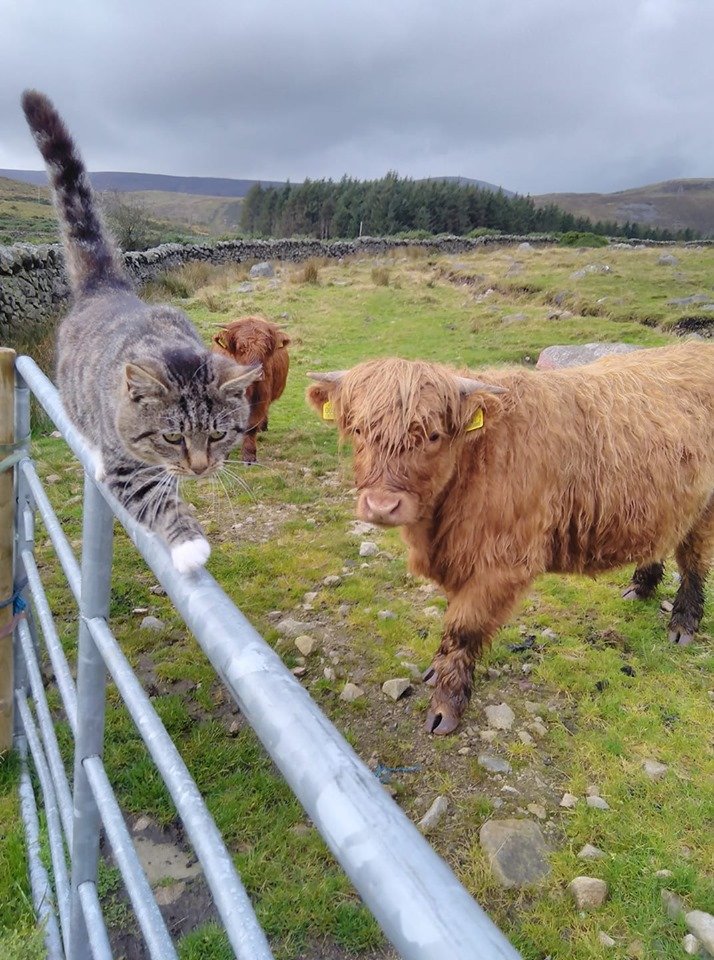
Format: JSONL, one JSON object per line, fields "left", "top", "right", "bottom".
{"left": 536, "top": 342, "right": 641, "bottom": 370}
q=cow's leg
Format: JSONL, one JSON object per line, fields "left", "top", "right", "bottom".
{"left": 668, "top": 496, "right": 713, "bottom": 646}
{"left": 622, "top": 560, "right": 665, "bottom": 600}
{"left": 260, "top": 416, "right": 269, "bottom": 432}
{"left": 424, "top": 570, "right": 531, "bottom": 735}
{"left": 241, "top": 430, "right": 258, "bottom": 464}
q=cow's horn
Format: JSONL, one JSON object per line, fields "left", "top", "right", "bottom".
{"left": 307, "top": 371, "right": 347, "bottom": 383}
{"left": 456, "top": 376, "right": 508, "bottom": 396}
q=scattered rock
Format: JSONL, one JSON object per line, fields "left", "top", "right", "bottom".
{"left": 527, "top": 803, "right": 546, "bottom": 820}
{"left": 586, "top": 795, "right": 610, "bottom": 810}
{"left": 661, "top": 889, "right": 685, "bottom": 921}
{"left": 422, "top": 605, "right": 442, "bottom": 618}
{"left": 518, "top": 242, "right": 532, "bottom": 250}
{"left": 382, "top": 678, "right": 412, "bottom": 701}
{"left": 323, "top": 667, "right": 336, "bottom": 681}
{"left": 378, "top": 610, "right": 396, "bottom": 620}
{"left": 643, "top": 758, "right": 668, "bottom": 779}
{"left": 140, "top": 616, "right": 165, "bottom": 632}
{"left": 660, "top": 599, "right": 674, "bottom": 613}
{"left": 683, "top": 934, "right": 701, "bottom": 956}
{"left": 536, "top": 342, "right": 639, "bottom": 371}
{"left": 518, "top": 730, "right": 534, "bottom": 745}
{"left": 150, "top": 584, "right": 166, "bottom": 596}
{"left": 154, "top": 881, "right": 186, "bottom": 906}
{"left": 418, "top": 795, "right": 449, "bottom": 833}
{"left": 50, "top": 430, "right": 62, "bottom": 438}
{"left": 524, "top": 701, "right": 544, "bottom": 715}
{"left": 586, "top": 785, "right": 600, "bottom": 796}
{"left": 458, "top": 746, "right": 471, "bottom": 756}
{"left": 626, "top": 939, "right": 645, "bottom": 958}
{"left": 339, "top": 682, "right": 364, "bottom": 702}
{"left": 133, "top": 816, "right": 153, "bottom": 833}
{"left": 277, "top": 617, "right": 316, "bottom": 638}
{"left": 480, "top": 729, "right": 499, "bottom": 743}
{"left": 477, "top": 753, "right": 512, "bottom": 774}
{"left": 501, "top": 312, "right": 527, "bottom": 326}
{"left": 598, "top": 931, "right": 616, "bottom": 948}
{"left": 528, "top": 719, "right": 548, "bottom": 738}
{"left": 686, "top": 912, "right": 714, "bottom": 955}
{"left": 228, "top": 720, "right": 241, "bottom": 735}
{"left": 540, "top": 627, "right": 557, "bottom": 640}
{"left": 560, "top": 793, "right": 579, "bottom": 809}
{"left": 359, "top": 541, "right": 379, "bottom": 557}
{"left": 349, "top": 520, "right": 378, "bottom": 536}
{"left": 485, "top": 703, "right": 515, "bottom": 731}
{"left": 479, "top": 819, "right": 550, "bottom": 888}
{"left": 292, "top": 666, "right": 306, "bottom": 677}
{"left": 266, "top": 610, "right": 282, "bottom": 622}
{"left": 338, "top": 603, "right": 350, "bottom": 617}
{"left": 569, "top": 876, "right": 608, "bottom": 909}
{"left": 578, "top": 843, "right": 606, "bottom": 860}
{"left": 322, "top": 575, "right": 342, "bottom": 587}
{"left": 294, "top": 635, "right": 317, "bottom": 657}
{"left": 249, "top": 261, "right": 274, "bottom": 278}
{"left": 655, "top": 869, "right": 674, "bottom": 878}
{"left": 45, "top": 474, "right": 61, "bottom": 484}
{"left": 400, "top": 661, "right": 423, "bottom": 682}
{"left": 570, "top": 263, "right": 612, "bottom": 279}
{"left": 668, "top": 293, "right": 710, "bottom": 306}
{"left": 658, "top": 253, "right": 679, "bottom": 265}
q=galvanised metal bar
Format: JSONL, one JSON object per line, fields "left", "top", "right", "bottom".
{"left": 18, "top": 737, "right": 65, "bottom": 960}
{"left": 13, "top": 370, "right": 31, "bottom": 742}
{"left": 77, "top": 882, "right": 113, "bottom": 960}
{"left": 86, "top": 616, "right": 275, "bottom": 960}
{"left": 83, "top": 756, "right": 177, "bottom": 960}
{"left": 68, "top": 475, "right": 114, "bottom": 960}
{"left": 16, "top": 695, "right": 71, "bottom": 952}
{"left": 22, "top": 459, "right": 82, "bottom": 603}
{"left": 17, "top": 618, "right": 74, "bottom": 841}
{"left": 17, "top": 361, "right": 522, "bottom": 958}
{"left": 22, "top": 548, "right": 79, "bottom": 734}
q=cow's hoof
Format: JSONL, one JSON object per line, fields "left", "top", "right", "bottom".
{"left": 424, "top": 701, "right": 462, "bottom": 736}
{"left": 668, "top": 625, "right": 695, "bottom": 646}
{"left": 422, "top": 665, "right": 438, "bottom": 687}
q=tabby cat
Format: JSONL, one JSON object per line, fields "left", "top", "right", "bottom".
{"left": 22, "top": 90, "right": 261, "bottom": 573}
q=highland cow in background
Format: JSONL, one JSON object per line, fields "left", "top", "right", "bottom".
{"left": 213, "top": 316, "right": 290, "bottom": 463}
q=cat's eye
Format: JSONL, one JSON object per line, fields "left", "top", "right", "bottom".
{"left": 162, "top": 432, "right": 183, "bottom": 444}
{"left": 209, "top": 430, "right": 227, "bottom": 441}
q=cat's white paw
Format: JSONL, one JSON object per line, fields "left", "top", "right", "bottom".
{"left": 87, "top": 446, "right": 106, "bottom": 482}
{"left": 171, "top": 537, "right": 211, "bottom": 574}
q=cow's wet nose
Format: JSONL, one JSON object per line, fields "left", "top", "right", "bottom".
{"left": 361, "top": 491, "right": 403, "bottom": 524}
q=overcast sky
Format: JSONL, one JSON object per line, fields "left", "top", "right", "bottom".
{"left": 1, "top": 0, "right": 712, "bottom": 195}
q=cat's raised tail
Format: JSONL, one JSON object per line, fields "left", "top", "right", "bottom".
{"left": 21, "top": 90, "right": 131, "bottom": 297}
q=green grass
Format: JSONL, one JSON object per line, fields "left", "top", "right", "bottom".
{"left": 1, "top": 244, "right": 712, "bottom": 958}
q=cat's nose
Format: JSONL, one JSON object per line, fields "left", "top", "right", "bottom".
{"left": 190, "top": 457, "right": 210, "bottom": 475}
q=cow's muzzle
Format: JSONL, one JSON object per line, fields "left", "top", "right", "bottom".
{"left": 358, "top": 489, "right": 415, "bottom": 526}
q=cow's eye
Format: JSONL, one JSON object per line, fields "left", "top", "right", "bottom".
{"left": 162, "top": 432, "right": 182, "bottom": 444}
{"left": 354, "top": 428, "right": 361, "bottom": 436}
{"left": 428, "top": 432, "right": 440, "bottom": 443}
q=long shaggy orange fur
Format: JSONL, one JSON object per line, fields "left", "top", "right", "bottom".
{"left": 308, "top": 343, "right": 714, "bottom": 733}
{"left": 213, "top": 316, "right": 290, "bottom": 462}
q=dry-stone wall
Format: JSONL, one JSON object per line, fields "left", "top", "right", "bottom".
{"left": 0, "top": 232, "right": 708, "bottom": 346}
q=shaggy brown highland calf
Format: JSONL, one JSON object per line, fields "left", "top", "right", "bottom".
{"left": 307, "top": 343, "right": 714, "bottom": 735}
{"left": 213, "top": 316, "right": 290, "bottom": 463}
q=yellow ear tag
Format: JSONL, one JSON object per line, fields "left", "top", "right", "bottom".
{"left": 465, "top": 409, "right": 484, "bottom": 432}
{"left": 322, "top": 400, "right": 335, "bottom": 421}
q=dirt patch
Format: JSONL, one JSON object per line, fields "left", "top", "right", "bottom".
{"left": 671, "top": 315, "right": 714, "bottom": 337}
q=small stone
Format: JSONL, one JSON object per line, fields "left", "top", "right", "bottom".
{"left": 458, "top": 747, "right": 471, "bottom": 756}
{"left": 349, "top": 520, "right": 377, "bottom": 536}
{"left": 133, "top": 816, "right": 153, "bottom": 832}
{"left": 586, "top": 796, "right": 610, "bottom": 810}
{"left": 292, "top": 666, "right": 307, "bottom": 677}
{"left": 249, "top": 261, "right": 274, "bottom": 278}
{"left": 683, "top": 934, "right": 701, "bottom": 956}
{"left": 527, "top": 803, "right": 546, "bottom": 820}
{"left": 598, "top": 932, "right": 616, "bottom": 948}
{"left": 323, "top": 667, "right": 336, "bottom": 681}
{"left": 655, "top": 869, "right": 674, "bottom": 878}
{"left": 50, "top": 430, "right": 62, "bottom": 438}
{"left": 686, "top": 911, "right": 714, "bottom": 955}
{"left": 524, "top": 701, "right": 544, "bottom": 715}
{"left": 303, "top": 591, "right": 318, "bottom": 603}
{"left": 485, "top": 703, "right": 515, "bottom": 731}
{"left": 228, "top": 720, "right": 241, "bottom": 735}
{"left": 323, "top": 575, "right": 342, "bottom": 587}
{"left": 658, "top": 253, "right": 679, "bottom": 265}
{"left": 418, "top": 795, "right": 449, "bottom": 832}
{"left": 400, "top": 661, "right": 423, "bottom": 682}
{"left": 479, "top": 819, "right": 550, "bottom": 888}
{"left": 661, "top": 889, "right": 685, "bottom": 920}
{"left": 560, "top": 793, "right": 579, "bottom": 809}
{"left": 294, "top": 635, "right": 317, "bottom": 656}
{"left": 338, "top": 603, "right": 350, "bottom": 616}
{"left": 529, "top": 720, "right": 548, "bottom": 738}
{"left": 501, "top": 785, "right": 519, "bottom": 796}
{"left": 480, "top": 729, "right": 498, "bottom": 743}
{"left": 660, "top": 599, "right": 674, "bottom": 613}
{"left": 340, "top": 682, "right": 364, "bottom": 702}
{"left": 378, "top": 610, "right": 396, "bottom": 620}
{"left": 477, "top": 753, "right": 512, "bottom": 774}
{"left": 277, "top": 617, "right": 316, "bottom": 638}
{"left": 643, "top": 758, "right": 668, "bottom": 779}
{"left": 518, "top": 730, "right": 534, "bottom": 745}
{"left": 540, "top": 628, "right": 557, "bottom": 640}
{"left": 150, "top": 584, "right": 166, "bottom": 596}
{"left": 568, "top": 876, "right": 608, "bottom": 909}
{"left": 586, "top": 784, "right": 600, "bottom": 796}
{"left": 45, "top": 474, "right": 61, "bottom": 484}
{"left": 140, "top": 616, "right": 165, "bottom": 632}
{"left": 132, "top": 607, "right": 149, "bottom": 615}
{"left": 266, "top": 610, "right": 282, "bottom": 622}
{"left": 382, "top": 678, "right": 411, "bottom": 701}
{"left": 359, "top": 541, "right": 379, "bottom": 557}
{"left": 487, "top": 667, "right": 502, "bottom": 680}
{"left": 291, "top": 823, "right": 312, "bottom": 837}
{"left": 422, "top": 605, "right": 442, "bottom": 618}
{"left": 626, "top": 939, "right": 645, "bottom": 958}
{"left": 578, "top": 844, "right": 606, "bottom": 860}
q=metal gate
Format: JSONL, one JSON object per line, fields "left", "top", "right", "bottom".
{"left": 0, "top": 349, "right": 520, "bottom": 960}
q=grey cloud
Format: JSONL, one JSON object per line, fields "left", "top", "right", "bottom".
{"left": 0, "top": 0, "right": 712, "bottom": 193}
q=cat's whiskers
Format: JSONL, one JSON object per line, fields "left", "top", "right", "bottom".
{"left": 217, "top": 463, "right": 255, "bottom": 501}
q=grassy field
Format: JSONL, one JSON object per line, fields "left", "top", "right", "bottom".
{"left": 1, "top": 243, "right": 712, "bottom": 959}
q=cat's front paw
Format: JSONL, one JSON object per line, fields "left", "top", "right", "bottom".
{"left": 171, "top": 537, "right": 211, "bottom": 574}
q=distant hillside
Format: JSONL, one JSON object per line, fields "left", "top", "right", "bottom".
{"left": 0, "top": 176, "right": 56, "bottom": 243}
{"left": 0, "top": 169, "right": 285, "bottom": 198}
{"left": 535, "top": 179, "right": 714, "bottom": 237}
{"left": 419, "top": 176, "right": 514, "bottom": 197}
{"left": 122, "top": 190, "right": 244, "bottom": 235}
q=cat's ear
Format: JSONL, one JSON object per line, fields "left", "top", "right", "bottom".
{"left": 124, "top": 363, "right": 168, "bottom": 402}
{"left": 218, "top": 362, "right": 263, "bottom": 398}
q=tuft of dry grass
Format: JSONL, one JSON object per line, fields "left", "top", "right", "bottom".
{"left": 371, "top": 266, "right": 390, "bottom": 287}
{"left": 297, "top": 260, "right": 320, "bottom": 285}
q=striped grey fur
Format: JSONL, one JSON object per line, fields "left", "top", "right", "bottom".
{"left": 21, "top": 91, "right": 261, "bottom": 573}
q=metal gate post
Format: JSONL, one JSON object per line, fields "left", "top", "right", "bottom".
{"left": 68, "top": 476, "right": 114, "bottom": 959}
{"left": 13, "top": 368, "right": 32, "bottom": 742}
